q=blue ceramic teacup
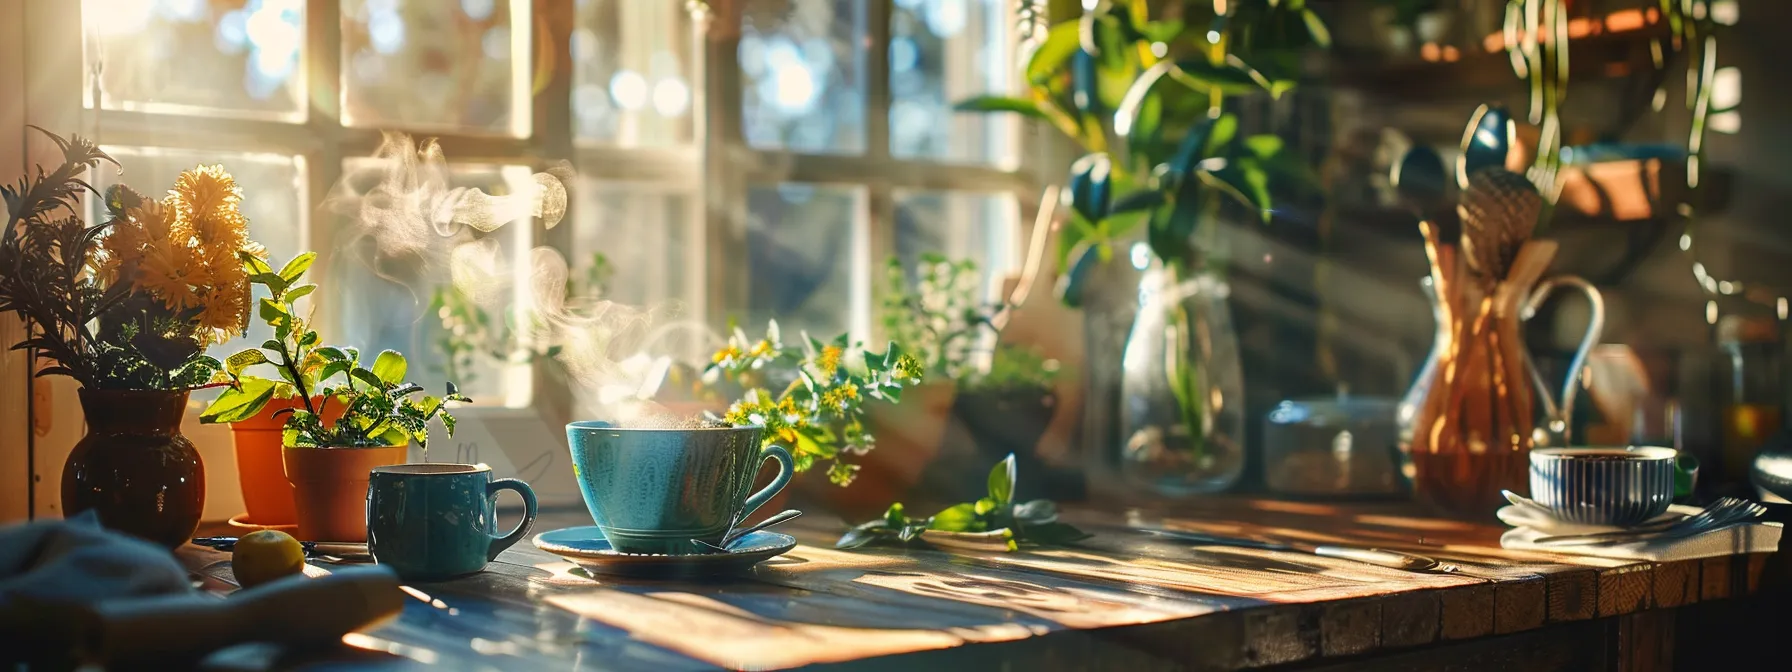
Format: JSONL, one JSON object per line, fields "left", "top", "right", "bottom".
{"left": 366, "top": 463, "right": 538, "bottom": 580}
{"left": 566, "top": 421, "right": 794, "bottom": 555}
{"left": 1529, "top": 447, "right": 1677, "bottom": 526}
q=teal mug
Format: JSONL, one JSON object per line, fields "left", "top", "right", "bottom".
{"left": 565, "top": 422, "right": 794, "bottom": 555}
{"left": 366, "top": 463, "right": 538, "bottom": 580}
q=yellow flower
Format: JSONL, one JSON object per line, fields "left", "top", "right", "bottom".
{"left": 748, "top": 339, "right": 773, "bottom": 358}
{"left": 713, "top": 345, "right": 742, "bottom": 365}
{"left": 775, "top": 426, "right": 800, "bottom": 444}
{"left": 172, "top": 164, "right": 240, "bottom": 225}
{"left": 815, "top": 345, "right": 843, "bottom": 378}
{"left": 820, "top": 382, "right": 860, "bottom": 413}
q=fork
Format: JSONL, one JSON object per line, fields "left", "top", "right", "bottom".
{"left": 1533, "top": 497, "right": 1765, "bottom": 545}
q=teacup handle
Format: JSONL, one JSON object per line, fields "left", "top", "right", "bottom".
{"left": 1520, "top": 274, "right": 1605, "bottom": 445}
{"left": 485, "top": 478, "right": 539, "bottom": 561}
{"left": 739, "top": 445, "right": 795, "bottom": 522}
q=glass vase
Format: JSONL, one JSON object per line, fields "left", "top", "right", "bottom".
{"left": 1118, "top": 263, "right": 1246, "bottom": 495}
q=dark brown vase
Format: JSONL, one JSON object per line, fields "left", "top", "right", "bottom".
{"left": 62, "top": 389, "right": 204, "bottom": 548}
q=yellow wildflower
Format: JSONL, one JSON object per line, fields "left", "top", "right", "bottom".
{"left": 815, "top": 345, "right": 843, "bottom": 378}
{"left": 172, "top": 164, "right": 240, "bottom": 226}
{"left": 713, "top": 345, "right": 742, "bottom": 365}
{"left": 748, "top": 339, "right": 773, "bottom": 358}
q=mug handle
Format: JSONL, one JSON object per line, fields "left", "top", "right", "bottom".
{"left": 738, "top": 445, "right": 795, "bottom": 522}
{"left": 1520, "top": 274, "right": 1605, "bottom": 445}
{"left": 485, "top": 478, "right": 539, "bottom": 561}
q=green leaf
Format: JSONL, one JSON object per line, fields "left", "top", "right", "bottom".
{"left": 1207, "top": 114, "right": 1239, "bottom": 154}
{"left": 1244, "top": 134, "right": 1284, "bottom": 158}
{"left": 1020, "top": 521, "right": 1092, "bottom": 546}
{"left": 928, "top": 503, "right": 982, "bottom": 532}
{"left": 884, "top": 502, "right": 909, "bottom": 527}
{"left": 249, "top": 272, "right": 288, "bottom": 295}
{"left": 988, "top": 453, "right": 1016, "bottom": 506}
{"left": 1013, "top": 499, "right": 1059, "bottom": 524}
{"left": 240, "top": 251, "right": 275, "bottom": 275}
{"left": 1172, "top": 57, "right": 1273, "bottom": 96}
{"left": 836, "top": 520, "right": 890, "bottom": 549}
{"left": 974, "top": 497, "right": 999, "bottom": 515}
{"left": 371, "top": 350, "right": 407, "bottom": 386}
{"left": 1301, "top": 9, "right": 1332, "bottom": 48}
{"left": 199, "top": 377, "right": 277, "bottom": 424}
{"left": 315, "top": 346, "right": 349, "bottom": 362}
{"left": 283, "top": 284, "right": 316, "bottom": 302}
{"left": 952, "top": 95, "right": 1047, "bottom": 120}
{"left": 350, "top": 367, "right": 386, "bottom": 392}
{"left": 1203, "top": 161, "right": 1274, "bottom": 222}
{"left": 225, "top": 349, "right": 268, "bottom": 376}
{"left": 258, "top": 297, "right": 288, "bottom": 324}
{"left": 299, "top": 331, "right": 319, "bottom": 347}
{"left": 1025, "top": 21, "right": 1081, "bottom": 84}
{"left": 1068, "top": 153, "right": 1114, "bottom": 221}
{"left": 278, "top": 252, "right": 316, "bottom": 283}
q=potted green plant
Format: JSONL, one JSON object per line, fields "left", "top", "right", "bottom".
{"left": 0, "top": 131, "right": 267, "bottom": 547}
{"left": 202, "top": 255, "right": 467, "bottom": 542}
{"left": 881, "top": 254, "right": 1076, "bottom": 503}
{"left": 705, "top": 321, "right": 924, "bottom": 518}
{"left": 957, "top": 0, "right": 1328, "bottom": 495}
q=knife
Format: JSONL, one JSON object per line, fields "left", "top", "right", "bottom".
{"left": 1137, "top": 527, "right": 1458, "bottom": 573}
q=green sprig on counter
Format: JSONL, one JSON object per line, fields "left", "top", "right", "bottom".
{"left": 836, "top": 454, "right": 1091, "bottom": 551}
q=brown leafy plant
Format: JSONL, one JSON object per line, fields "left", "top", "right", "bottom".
{"left": 0, "top": 128, "right": 261, "bottom": 389}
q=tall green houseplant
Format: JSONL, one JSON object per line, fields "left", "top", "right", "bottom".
{"left": 957, "top": 0, "right": 1327, "bottom": 494}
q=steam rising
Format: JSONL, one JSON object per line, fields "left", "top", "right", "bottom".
{"left": 330, "top": 133, "right": 681, "bottom": 421}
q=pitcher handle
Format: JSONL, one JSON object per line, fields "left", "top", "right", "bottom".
{"left": 1520, "top": 274, "right": 1605, "bottom": 444}
{"left": 739, "top": 445, "right": 795, "bottom": 522}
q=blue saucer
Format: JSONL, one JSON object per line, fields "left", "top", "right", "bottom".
{"left": 532, "top": 526, "right": 796, "bottom": 579}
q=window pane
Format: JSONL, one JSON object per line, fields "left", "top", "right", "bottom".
{"left": 747, "top": 183, "right": 867, "bottom": 338}
{"left": 740, "top": 0, "right": 867, "bottom": 154}
{"left": 893, "top": 190, "right": 1020, "bottom": 299}
{"left": 83, "top": 0, "right": 306, "bottom": 121}
{"left": 341, "top": 0, "right": 528, "bottom": 136}
{"left": 572, "top": 1, "right": 696, "bottom": 146}
{"left": 569, "top": 180, "right": 697, "bottom": 310}
{"left": 334, "top": 162, "right": 535, "bottom": 407}
{"left": 90, "top": 146, "right": 308, "bottom": 357}
{"left": 890, "top": 0, "right": 1015, "bottom": 164}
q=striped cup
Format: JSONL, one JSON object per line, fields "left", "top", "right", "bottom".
{"left": 1528, "top": 447, "right": 1677, "bottom": 527}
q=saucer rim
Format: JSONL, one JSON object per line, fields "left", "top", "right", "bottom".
{"left": 532, "top": 526, "right": 796, "bottom": 560}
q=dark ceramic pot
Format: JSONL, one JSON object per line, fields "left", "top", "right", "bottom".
{"left": 919, "top": 386, "right": 1086, "bottom": 503}
{"left": 62, "top": 389, "right": 204, "bottom": 548}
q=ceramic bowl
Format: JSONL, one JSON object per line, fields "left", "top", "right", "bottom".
{"left": 1528, "top": 447, "right": 1677, "bottom": 527}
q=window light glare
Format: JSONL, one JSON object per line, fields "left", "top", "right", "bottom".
{"left": 1207, "top": 30, "right": 1220, "bottom": 43}
{"left": 1712, "top": 0, "right": 1739, "bottom": 25}
{"left": 1679, "top": 233, "right": 1691, "bottom": 251}
{"left": 652, "top": 77, "right": 691, "bottom": 117}
{"left": 1710, "top": 111, "right": 1741, "bottom": 134}
{"left": 1707, "top": 301, "right": 1718, "bottom": 325}
{"left": 1712, "top": 67, "right": 1742, "bottom": 111}
{"left": 88, "top": 0, "right": 155, "bottom": 36}
{"left": 610, "top": 70, "right": 648, "bottom": 111}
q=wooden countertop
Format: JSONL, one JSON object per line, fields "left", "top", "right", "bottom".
{"left": 185, "top": 499, "right": 1779, "bottom": 670}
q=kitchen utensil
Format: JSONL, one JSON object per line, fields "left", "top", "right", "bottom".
{"left": 1138, "top": 527, "right": 1459, "bottom": 573}
{"left": 694, "top": 509, "right": 803, "bottom": 553}
{"left": 192, "top": 537, "right": 370, "bottom": 561}
{"left": 1532, "top": 497, "right": 1765, "bottom": 545}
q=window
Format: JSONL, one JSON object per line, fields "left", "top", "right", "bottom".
{"left": 70, "top": 0, "right": 1035, "bottom": 413}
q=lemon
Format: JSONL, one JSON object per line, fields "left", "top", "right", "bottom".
{"left": 232, "top": 530, "right": 305, "bottom": 589}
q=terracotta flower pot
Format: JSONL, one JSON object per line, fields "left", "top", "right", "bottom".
{"left": 229, "top": 397, "right": 344, "bottom": 526}
{"left": 64, "top": 389, "right": 205, "bottom": 548}
{"left": 283, "top": 444, "right": 406, "bottom": 542}
{"left": 796, "top": 382, "right": 957, "bottom": 519}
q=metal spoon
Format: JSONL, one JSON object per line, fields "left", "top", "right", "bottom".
{"left": 692, "top": 509, "right": 803, "bottom": 553}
